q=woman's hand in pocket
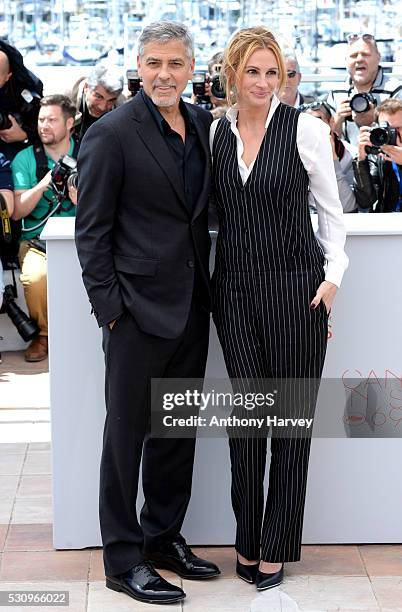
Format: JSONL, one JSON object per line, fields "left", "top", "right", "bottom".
{"left": 310, "top": 281, "right": 337, "bottom": 314}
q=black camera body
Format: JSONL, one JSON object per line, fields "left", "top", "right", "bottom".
{"left": 50, "top": 155, "right": 77, "bottom": 196}
{"left": 192, "top": 73, "right": 212, "bottom": 110}
{"left": 210, "top": 73, "right": 226, "bottom": 100}
{"left": 0, "top": 111, "right": 12, "bottom": 130}
{"left": 0, "top": 89, "right": 41, "bottom": 138}
{"left": 0, "top": 111, "right": 23, "bottom": 131}
{"left": 126, "top": 69, "right": 142, "bottom": 96}
{"left": 365, "top": 121, "right": 398, "bottom": 155}
{"left": 0, "top": 283, "right": 39, "bottom": 342}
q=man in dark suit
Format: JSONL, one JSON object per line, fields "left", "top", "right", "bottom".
{"left": 75, "top": 21, "right": 219, "bottom": 606}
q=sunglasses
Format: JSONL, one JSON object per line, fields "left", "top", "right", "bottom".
{"left": 346, "top": 33, "right": 375, "bottom": 44}
{"left": 287, "top": 70, "right": 298, "bottom": 78}
{"left": 299, "top": 101, "right": 332, "bottom": 118}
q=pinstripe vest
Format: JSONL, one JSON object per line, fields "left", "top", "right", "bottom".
{"left": 212, "top": 103, "right": 325, "bottom": 275}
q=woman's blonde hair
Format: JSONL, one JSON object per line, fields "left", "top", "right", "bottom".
{"left": 221, "top": 26, "right": 286, "bottom": 105}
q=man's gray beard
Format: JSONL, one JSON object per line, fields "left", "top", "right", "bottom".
{"left": 151, "top": 93, "right": 178, "bottom": 107}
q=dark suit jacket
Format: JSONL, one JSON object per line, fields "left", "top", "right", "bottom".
{"left": 75, "top": 93, "right": 212, "bottom": 339}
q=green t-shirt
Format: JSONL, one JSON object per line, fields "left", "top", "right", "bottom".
{"left": 11, "top": 138, "right": 76, "bottom": 240}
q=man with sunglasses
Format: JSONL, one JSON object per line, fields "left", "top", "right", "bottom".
{"left": 279, "top": 54, "right": 313, "bottom": 108}
{"left": 326, "top": 34, "right": 402, "bottom": 152}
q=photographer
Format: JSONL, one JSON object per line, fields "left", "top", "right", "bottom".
{"left": 0, "top": 41, "right": 43, "bottom": 161}
{"left": 302, "top": 101, "right": 357, "bottom": 213}
{"left": 192, "top": 51, "right": 227, "bottom": 119}
{"left": 206, "top": 52, "right": 227, "bottom": 119}
{"left": 353, "top": 98, "right": 402, "bottom": 212}
{"left": 280, "top": 53, "right": 313, "bottom": 108}
{"left": 326, "top": 34, "right": 402, "bottom": 152}
{"left": 0, "top": 152, "right": 14, "bottom": 310}
{"left": 71, "top": 64, "right": 124, "bottom": 144}
{"left": 11, "top": 95, "right": 77, "bottom": 361}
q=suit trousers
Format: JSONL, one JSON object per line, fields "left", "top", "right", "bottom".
{"left": 213, "top": 269, "right": 328, "bottom": 562}
{"left": 100, "top": 302, "right": 210, "bottom": 577}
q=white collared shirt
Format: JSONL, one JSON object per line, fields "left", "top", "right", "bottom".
{"left": 209, "top": 95, "right": 349, "bottom": 287}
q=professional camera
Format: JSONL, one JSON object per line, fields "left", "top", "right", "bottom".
{"left": 0, "top": 111, "right": 12, "bottom": 130}
{"left": 126, "top": 69, "right": 142, "bottom": 96}
{"left": 0, "top": 283, "right": 39, "bottom": 342}
{"left": 350, "top": 92, "right": 376, "bottom": 113}
{"left": 50, "top": 155, "right": 77, "bottom": 196}
{"left": 67, "top": 171, "right": 78, "bottom": 190}
{"left": 210, "top": 73, "right": 226, "bottom": 100}
{"left": 365, "top": 121, "right": 398, "bottom": 155}
{"left": 0, "top": 111, "right": 23, "bottom": 131}
{"left": 192, "top": 73, "right": 212, "bottom": 110}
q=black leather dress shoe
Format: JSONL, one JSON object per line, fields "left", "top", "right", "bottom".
{"left": 256, "top": 563, "right": 284, "bottom": 591}
{"left": 106, "top": 561, "right": 185, "bottom": 604}
{"left": 146, "top": 540, "right": 221, "bottom": 580}
{"left": 236, "top": 559, "right": 259, "bottom": 584}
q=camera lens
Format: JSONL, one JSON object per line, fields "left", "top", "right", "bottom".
{"left": 350, "top": 92, "right": 377, "bottom": 114}
{"left": 370, "top": 126, "right": 389, "bottom": 147}
{"left": 210, "top": 74, "right": 226, "bottom": 100}
{"left": 350, "top": 93, "right": 370, "bottom": 113}
{"left": 67, "top": 172, "right": 78, "bottom": 189}
{"left": 2, "top": 286, "right": 39, "bottom": 342}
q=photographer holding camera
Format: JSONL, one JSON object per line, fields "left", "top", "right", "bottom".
{"left": 11, "top": 94, "right": 77, "bottom": 361}
{"left": 192, "top": 51, "right": 227, "bottom": 119}
{"left": 71, "top": 64, "right": 124, "bottom": 144}
{"left": 353, "top": 98, "right": 402, "bottom": 212}
{"left": 0, "top": 41, "right": 43, "bottom": 161}
{"left": 326, "top": 34, "right": 402, "bottom": 152}
{"left": 301, "top": 101, "right": 357, "bottom": 213}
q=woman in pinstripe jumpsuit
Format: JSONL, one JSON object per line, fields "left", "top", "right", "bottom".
{"left": 210, "top": 27, "right": 348, "bottom": 590}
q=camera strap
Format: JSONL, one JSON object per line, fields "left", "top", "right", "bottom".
{"left": 391, "top": 162, "right": 402, "bottom": 212}
{"left": 22, "top": 140, "right": 78, "bottom": 234}
{"left": 0, "top": 192, "right": 12, "bottom": 243}
{"left": 33, "top": 140, "right": 79, "bottom": 182}
{"left": 33, "top": 141, "right": 49, "bottom": 183}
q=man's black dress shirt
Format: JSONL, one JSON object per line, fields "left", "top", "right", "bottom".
{"left": 142, "top": 89, "right": 205, "bottom": 214}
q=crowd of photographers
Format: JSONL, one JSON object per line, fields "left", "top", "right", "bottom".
{"left": 1, "top": 31, "right": 402, "bottom": 361}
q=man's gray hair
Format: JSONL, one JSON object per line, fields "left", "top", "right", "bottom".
{"left": 137, "top": 20, "right": 194, "bottom": 60}
{"left": 283, "top": 52, "right": 300, "bottom": 73}
{"left": 86, "top": 64, "right": 124, "bottom": 94}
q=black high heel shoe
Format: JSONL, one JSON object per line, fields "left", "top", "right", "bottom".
{"left": 256, "top": 563, "right": 284, "bottom": 591}
{"left": 236, "top": 558, "right": 260, "bottom": 584}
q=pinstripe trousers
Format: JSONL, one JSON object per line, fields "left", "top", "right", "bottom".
{"left": 212, "top": 267, "right": 328, "bottom": 562}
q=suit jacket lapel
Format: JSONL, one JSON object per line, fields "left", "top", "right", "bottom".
{"left": 132, "top": 96, "right": 187, "bottom": 211}
{"left": 131, "top": 95, "right": 211, "bottom": 219}
{"left": 187, "top": 104, "right": 211, "bottom": 221}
